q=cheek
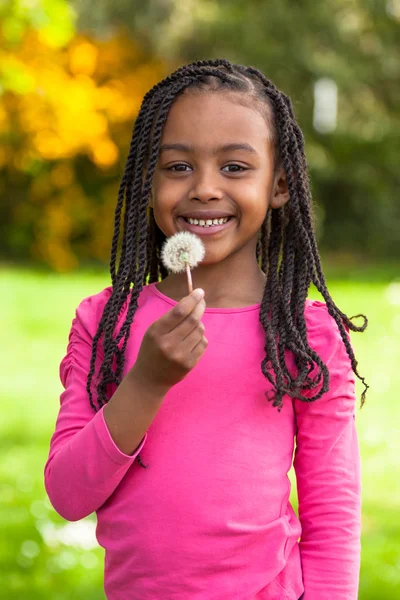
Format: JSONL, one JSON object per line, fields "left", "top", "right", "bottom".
{"left": 238, "top": 180, "right": 269, "bottom": 211}
{"left": 153, "top": 174, "right": 184, "bottom": 200}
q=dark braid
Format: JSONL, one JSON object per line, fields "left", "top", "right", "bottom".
{"left": 244, "top": 66, "right": 369, "bottom": 404}
{"left": 85, "top": 59, "right": 369, "bottom": 468}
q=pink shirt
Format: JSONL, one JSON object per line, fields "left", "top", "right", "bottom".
{"left": 44, "top": 282, "right": 361, "bottom": 600}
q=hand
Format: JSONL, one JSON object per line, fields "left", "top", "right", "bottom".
{"left": 131, "top": 289, "right": 207, "bottom": 393}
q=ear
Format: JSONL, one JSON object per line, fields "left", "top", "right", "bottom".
{"left": 270, "top": 167, "right": 289, "bottom": 209}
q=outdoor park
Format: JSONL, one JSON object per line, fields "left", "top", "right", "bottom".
{"left": 1, "top": 1, "right": 399, "bottom": 598}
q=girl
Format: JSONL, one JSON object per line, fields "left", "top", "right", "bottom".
{"left": 44, "top": 59, "right": 369, "bottom": 600}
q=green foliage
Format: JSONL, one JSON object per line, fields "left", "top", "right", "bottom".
{"left": 0, "top": 16, "right": 166, "bottom": 270}
{"left": 72, "top": 0, "right": 400, "bottom": 258}
{"left": 1, "top": 0, "right": 399, "bottom": 268}
{"left": 0, "top": 0, "right": 76, "bottom": 48}
{"left": 1, "top": 264, "right": 400, "bottom": 597}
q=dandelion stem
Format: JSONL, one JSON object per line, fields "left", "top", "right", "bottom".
{"left": 186, "top": 261, "right": 193, "bottom": 293}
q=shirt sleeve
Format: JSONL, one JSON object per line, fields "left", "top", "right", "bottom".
{"left": 293, "top": 300, "right": 361, "bottom": 600}
{"left": 44, "top": 288, "right": 147, "bottom": 522}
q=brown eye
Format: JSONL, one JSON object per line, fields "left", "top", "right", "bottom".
{"left": 222, "top": 164, "right": 247, "bottom": 173}
{"left": 167, "top": 164, "right": 191, "bottom": 172}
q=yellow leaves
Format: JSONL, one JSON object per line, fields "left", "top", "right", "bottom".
{"left": 69, "top": 40, "right": 98, "bottom": 76}
{"left": 33, "top": 200, "right": 77, "bottom": 272}
{"left": 33, "top": 239, "right": 79, "bottom": 272}
{"left": 0, "top": 104, "right": 7, "bottom": 131}
{"left": 1, "top": 29, "right": 165, "bottom": 166}
{"left": 1, "top": 15, "right": 26, "bottom": 45}
{"left": 44, "top": 203, "right": 73, "bottom": 239}
{"left": 25, "top": 69, "right": 110, "bottom": 159}
{"left": 50, "top": 164, "right": 74, "bottom": 188}
{"left": 34, "top": 130, "right": 64, "bottom": 160}
{"left": 0, "top": 24, "right": 168, "bottom": 270}
{"left": 0, "top": 55, "right": 36, "bottom": 94}
{"left": 97, "top": 80, "right": 140, "bottom": 123}
{"left": 34, "top": 0, "right": 77, "bottom": 49}
{"left": 33, "top": 183, "right": 88, "bottom": 271}
{"left": 90, "top": 139, "right": 119, "bottom": 168}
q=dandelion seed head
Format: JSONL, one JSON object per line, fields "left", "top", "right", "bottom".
{"left": 161, "top": 231, "right": 205, "bottom": 273}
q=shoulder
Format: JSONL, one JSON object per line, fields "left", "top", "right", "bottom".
{"left": 304, "top": 298, "right": 352, "bottom": 366}
{"left": 72, "top": 283, "right": 153, "bottom": 336}
{"left": 73, "top": 286, "right": 114, "bottom": 337}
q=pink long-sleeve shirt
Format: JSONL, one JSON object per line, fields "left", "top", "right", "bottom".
{"left": 44, "top": 281, "right": 361, "bottom": 600}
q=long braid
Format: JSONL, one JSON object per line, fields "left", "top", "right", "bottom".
{"left": 85, "top": 59, "right": 369, "bottom": 467}
{"left": 243, "top": 65, "right": 369, "bottom": 406}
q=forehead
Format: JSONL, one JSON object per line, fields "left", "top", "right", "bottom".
{"left": 160, "top": 91, "right": 273, "bottom": 151}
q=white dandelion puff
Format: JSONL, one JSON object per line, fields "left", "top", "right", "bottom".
{"left": 161, "top": 231, "right": 205, "bottom": 293}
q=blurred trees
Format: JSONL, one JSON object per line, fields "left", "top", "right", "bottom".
{"left": 0, "top": 0, "right": 399, "bottom": 271}
{"left": 74, "top": 0, "right": 400, "bottom": 259}
{"left": 0, "top": 1, "right": 166, "bottom": 270}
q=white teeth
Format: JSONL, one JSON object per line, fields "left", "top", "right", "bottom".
{"left": 186, "top": 217, "right": 230, "bottom": 227}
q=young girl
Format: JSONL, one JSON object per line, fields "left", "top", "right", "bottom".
{"left": 44, "top": 59, "right": 369, "bottom": 600}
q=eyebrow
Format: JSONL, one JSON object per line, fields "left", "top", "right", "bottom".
{"left": 159, "top": 143, "right": 258, "bottom": 155}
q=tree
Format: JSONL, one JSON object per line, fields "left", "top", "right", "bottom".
{"left": 73, "top": 0, "right": 400, "bottom": 258}
{"left": 0, "top": 1, "right": 166, "bottom": 270}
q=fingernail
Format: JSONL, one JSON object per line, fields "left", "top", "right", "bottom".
{"left": 193, "top": 288, "right": 204, "bottom": 300}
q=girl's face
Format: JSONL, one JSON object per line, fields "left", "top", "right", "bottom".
{"left": 151, "top": 91, "right": 289, "bottom": 266}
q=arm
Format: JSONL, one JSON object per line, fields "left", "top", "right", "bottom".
{"left": 44, "top": 290, "right": 165, "bottom": 521}
{"left": 293, "top": 302, "right": 362, "bottom": 600}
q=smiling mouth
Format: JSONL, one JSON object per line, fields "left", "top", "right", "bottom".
{"left": 182, "top": 216, "right": 233, "bottom": 227}
{"left": 177, "top": 216, "right": 235, "bottom": 235}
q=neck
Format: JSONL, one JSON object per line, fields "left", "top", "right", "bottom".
{"left": 157, "top": 254, "right": 266, "bottom": 308}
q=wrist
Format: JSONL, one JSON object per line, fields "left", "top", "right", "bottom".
{"left": 128, "top": 366, "right": 170, "bottom": 400}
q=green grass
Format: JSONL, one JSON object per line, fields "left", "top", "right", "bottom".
{"left": 1, "top": 264, "right": 399, "bottom": 598}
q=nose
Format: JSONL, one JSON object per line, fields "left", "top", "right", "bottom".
{"left": 188, "top": 167, "right": 224, "bottom": 202}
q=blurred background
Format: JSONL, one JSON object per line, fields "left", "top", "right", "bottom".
{"left": 1, "top": 0, "right": 399, "bottom": 598}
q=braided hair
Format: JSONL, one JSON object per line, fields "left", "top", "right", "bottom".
{"left": 86, "top": 59, "right": 369, "bottom": 468}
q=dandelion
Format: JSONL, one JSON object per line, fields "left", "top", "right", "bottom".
{"left": 160, "top": 231, "right": 205, "bottom": 294}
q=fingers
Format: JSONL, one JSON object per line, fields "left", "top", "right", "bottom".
{"left": 176, "top": 299, "right": 207, "bottom": 360}
{"left": 176, "top": 318, "right": 208, "bottom": 369}
{"left": 158, "top": 289, "right": 205, "bottom": 335}
{"left": 180, "top": 298, "right": 206, "bottom": 340}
